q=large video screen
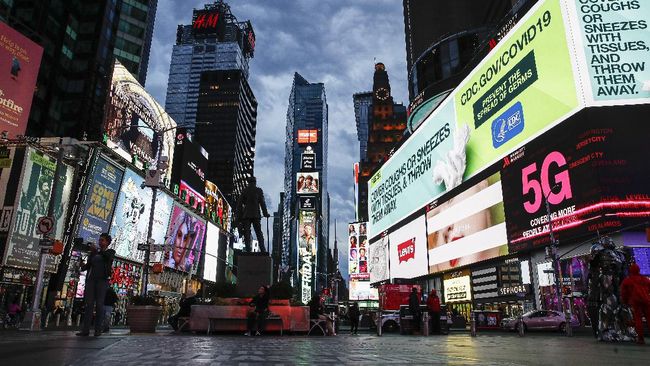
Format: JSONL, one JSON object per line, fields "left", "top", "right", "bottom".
{"left": 205, "top": 180, "right": 232, "bottom": 232}
{"left": 298, "top": 210, "right": 317, "bottom": 304}
{"left": 349, "top": 276, "right": 379, "bottom": 301}
{"left": 109, "top": 168, "right": 173, "bottom": 263}
{"left": 427, "top": 172, "right": 508, "bottom": 274}
{"left": 502, "top": 106, "right": 650, "bottom": 253}
{"left": 203, "top": 222, "right": 220, "bottom": 282}
{"left": 77, "top": 155, "right": 124, "bottom": 244}
{"left": 103, "top": 61, "right": 176, "bottom": 186}
{"left": 388, "top": 214, "right": 428, "bottom": 280}
{"left": 369, "top": 235, "right": 389, "bottom": 284}
{"left": 0, "top": 22, "right": 43, "bottom": 139}
{"left": 172, "top": 129, "right": 207, "bottom": 211}
{"left": 296, "top": 172, "right": 319, "bottom": 194}
{"left": 164, "top": 204, "right": 206, "bottom": 272}
{"left": 348, "top": 222, "right": 368, "bottom": 276}
{"left": 4, "top": 148, "right": 74, "bottom": 271}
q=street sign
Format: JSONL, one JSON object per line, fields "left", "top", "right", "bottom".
{"left": 36, "top": 216, "right": 54, "bottom": 235}
{"left": 39, "top": 238, "right": 53, "bottom": 247}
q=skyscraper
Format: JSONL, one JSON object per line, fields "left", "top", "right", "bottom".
{"left": 165, "top": 1, "right": 257, "bottom": 200}
{"left": 282, "top": 73, "right": 329, "bottom": 300}
{"left": 353, "top": 63, "right": 407, "bottom": 222}
{"left": 0, "top": 0, "right": 159, "bottom": 139}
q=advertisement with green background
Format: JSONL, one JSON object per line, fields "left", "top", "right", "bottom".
{"left": 368, "top": 0, "right": 580, "bottom": 237}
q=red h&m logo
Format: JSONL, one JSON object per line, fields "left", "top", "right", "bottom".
{"left": 397, "top": 238, "right": 416, "bottom": 263}
{"left": 193, "top": 12, "right": 219, "bottom": 29}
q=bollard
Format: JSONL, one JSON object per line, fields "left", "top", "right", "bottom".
{"left": 44, "top": 313, "right": 51, "bottom": 328}
{"left": 470, "top": 311, "right": 477, "bottom": 337}
{"left": 518, "top": 314, "right": 525, "bottom": 337}
{"left": 66, "top": 313, "right": 72, "bottom": 326}
{"left": 422, "top": 312, "right": 429, "bottom": 336}
{"left": 377, "top": 311, "right": 382, "bottom": 336}
{"left": 55, "top": 313, "right": 61, "bottom": 327}
{"left": 76, "top": 314, "right": 81, "bottom": 327}
{"left": 565, "top": 312, "right": 573, "bottom": 337}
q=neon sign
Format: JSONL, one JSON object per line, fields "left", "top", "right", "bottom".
{"left": 193, "top": 11, "right": 220, "bottom": 30}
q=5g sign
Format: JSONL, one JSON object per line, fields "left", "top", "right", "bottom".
{"left": 521, "top": 151, "right": 573, "bottom": 214}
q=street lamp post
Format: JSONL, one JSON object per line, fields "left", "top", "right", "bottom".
{"left": 543, "top": 184, "right": 572, "bottom": 336}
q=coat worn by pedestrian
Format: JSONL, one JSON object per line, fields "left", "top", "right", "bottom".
{"left": 620, "top": 263, "right": 650, "bottom": 343}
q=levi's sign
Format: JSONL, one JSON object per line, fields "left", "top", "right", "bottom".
{"left": 397, "top": 238, "right": 415, "bottom": 263}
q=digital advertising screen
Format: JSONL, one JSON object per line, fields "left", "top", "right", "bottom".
{"left": 296, "top": 172, "right": 319, "bottom": 194}
{"left": 443, "top": 270, "right": 472, "bottom": 303}
{"left": 205, "top": 180, "right": 231, "bottom": 232}
{"left": 427, "top": 172, "right": 508, "bottom": 274}
{"left": 348, "top": 223, "right": 368, "bottom": 276}
{"left": 203, "top": 222, "right": 220, "bottom": 282}
{"left": 298, "top": 210, "right": 317, "bottom": 304}
{"left": 502, "top": 106, "right": 650, "bottom": 253}
{"left": 77, "top": 155, "right": 124, "bottom": 244}
{"left": 0, "top": 21, "right": 43, "bottom": 139}
{"left": 369, "top": 234, "right": 389, "bottom": 284}
{"left": 109, "top": 168, "right": 173, "bottom": 263}
{"left": 164, "top": 204, "right": 206, "bottom": 272}
{"left": 297, "top": 129, "right": 318, "bottom": 144}
{"left": 368, "top": 0, "right": 582, "bottom": 238}
{"left": 4, "top": 148, "right": 74, "bottom": 271}
{"left": 109, "top": 259, "right": 142, "bottom": 297}
{"left": 349, "top": 275, "right": 379, "bottom": 301}
{"left": 191, "top": 9, "right": 225, "bottom": 38}
{"left": 171, "top": 129, "right": 207, "bottom": 210}
{"left": 388, "top": 214, "right": 428, "bottom": 280}
{"left": 103, "top": 61, "right": 176, "bottom": 186}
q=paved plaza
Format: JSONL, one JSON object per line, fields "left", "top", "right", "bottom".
{"left": 0, "top": 330, "right": 649, "bottom": 365}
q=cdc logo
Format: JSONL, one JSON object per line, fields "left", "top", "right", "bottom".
{"left": 491, "top": 102, "right": 524, "bottom": 148}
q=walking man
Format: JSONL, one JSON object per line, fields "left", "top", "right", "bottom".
{"left": 77, "top": 233, "right": 115, "bottom": 337}
{"left": 236, "top": 177, "right": 270, "bottom": 253}
{"left": 348, "top": 302, "right": 360, "bottom": 335}
{"left": 409, "top": 287, "right": 422, "bottom": 333}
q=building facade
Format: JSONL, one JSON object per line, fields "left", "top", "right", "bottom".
{"left": 0, "top": 0, "right": 157, "bottom": 139}
{"left": 353, "top": 63, "right": 407, "bottom": 222}
{"left": 165, "top": 1, "right": 257, "bottom": 200}
{"left": 282, "top": 73, "right": 329, "bottom": 300}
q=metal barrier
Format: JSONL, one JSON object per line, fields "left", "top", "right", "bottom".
{"left": 470, "top": 311, "right": 476, "bottom": 337}
{"left": 422, "top": 312, "right": 429, "bottom": 336}
{"left": 377, "top": 311, "right": 382, "bottom": 336}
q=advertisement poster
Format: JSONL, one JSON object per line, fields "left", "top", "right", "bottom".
{"left": 298, "top": 210, "right": 317, "bottom": 304}
{"left": 368, "top": 0, "right": 580, "bottom": 238}
{"left": 443, "top": 270, "right": 472, "bottom": 303}
{"left": 77, "top": 155, "right": 124, "bottom": 243}
{"left": 368, "top": 235, "right": 389, "bottom": 284}
{"left": 567, "top": 0, "right": 650, "bottom": 104}
{"left": 4, "top": 148, "right": 73, "bottom": 271}
{"left": 388, "top": 215, "right": 428, "bottom": 280}
{"left": 109, "top": 168, "right": 173, "bottom": 263}
{"left": 103, "top": 61, "right": 176, "bottom": 186}
{"left": 205, "top": 180, "right": 231, "bottom": 231}
{"left": 427, "top": 172, "right": 508, "bottom": 274}
{"left": 297, "top": 129, "right": 318, "bottom": 144}
{"left": 349, "top": 274, "right": 379, "bottom": 301}
{"left": 296, "top": 172, "right": 319, "bottom": 194}
{"left": 164, "top": 204, "right": 206, "bottom": 272}
{"left": 203, "top": 222, "right": 220, "bottom": 282}
{"left": 109, "top": 259, "right": 142, "bottom": 297}
{"left": 502, "top": 106, "right": 650, "bottom": 253}
{"left": 348, "top": 222, "right": 368, "bottom": 275}
{"left": 0, "top": 21, "right": 43, "bottom": 139}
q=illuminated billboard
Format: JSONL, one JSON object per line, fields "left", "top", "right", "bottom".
{"left": 3, "top": 148, "right": 74, "bottom": 271}
{"left": 203, "top": 222, "right": 220, "bottom": 282}
{"left": 503, "top": 105, "right": 650, "bottom": 253}
{"left": 164, "top": 203, "right": 206, "bottom": 272}
{"left": 368, "top": 0, "right": 581, "bottom": 238}
{"left": 369, "top": 234, "right": 389, "bottom": 284}
{"left": 388, "top": 215, "right": 428, "bottom": 280}
{"left": 109, "top": 168, "right": 173, "bottom": 263}
{"left": 296, "top": 172, "right": 319, "bottom": 194}
{"left": 76, "top": 155, "right": 124, "bottom": 243}
{"left": 205, "top": 180, "right": 232, "bottom": 232}
{"left": 348, "top": 222, "right": 368, "bottom": 276}
{"left": 427, "top": 171, "right": 508, "bottom": 274}
{"left": 349, "top": 274, "right": 379, "bottom": 301}
{"left": 297, "top": 129, "right": 318, "bottom": 144}
{"left": 171, "top": 129, "right": 207, "bottom": 212}
{"left": 298, "top": 210, "right": 317, "bottom": 304}
{"left": 191, "top": 9, "right": 225, "bottom": 38}
{"left": 0, "top": 21, "right": 43, "bottom": 139}
{"left": 103, "top": 61, "right": 177, "bottom": 186}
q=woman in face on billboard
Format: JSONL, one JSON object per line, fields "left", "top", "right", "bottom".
{"left": 348, "top": 224, "right": 356, "bottom": 236}
{"left": 167, "top": 213, "right": 196, "bottom": 271}
{"left": 359, "top": 248, "right": 367, "bottom": 261}
{"left": 349, "top": 236, "right": 357, "bottom": 248}
{"left": 297, "top": 175, "right": 305, "bottom": 193}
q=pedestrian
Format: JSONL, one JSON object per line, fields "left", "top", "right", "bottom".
{"left": 309, "top": 294, "right": 336, "bottom": 336}
{"left": 620, "top": 263, "right": 650, "bottom": 344}
{"left": 168, "top": 290, "right": 197, "bottom": 331}
{"left": 409, "top": 287, "right": 422, "bottom": 332}
{"left": 7, "top": 298, "right": 22, "bottom": 326}
{"left": 235, "top": 177, "right": 270, "bottom": 253}
{"left": 427, "top": 289, "right": 441, "bottom": 334}
{"left": 245, "top": 286, "right": 270, "bottom": 336}
{"left": 103, "top": 287, "right": 118, "bottom": 333}
{"left": 77, "top": 233, "right": 115, "bottom": 337}
{"left": 349, "top": 303, "right": 360, "bottom": 335}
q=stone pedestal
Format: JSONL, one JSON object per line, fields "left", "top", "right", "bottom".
{"left": 236, "top": 253, "right": 273, "bottom": 297}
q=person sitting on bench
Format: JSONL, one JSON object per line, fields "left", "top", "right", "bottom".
{"left": 309, "top": 293, "right": 336, "bottom": 336}
{"left": 245, "top": 286, "right": 270, "bottom": 336}
{"left": 169, "top": 290, "right": 197, "bottom": 331}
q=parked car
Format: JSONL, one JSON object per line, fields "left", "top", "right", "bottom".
{"left": 502, "top": 310, "right": 580, "bottom": 332}
{"left": 376, "top": 311, "right": 400, "bottom": 333}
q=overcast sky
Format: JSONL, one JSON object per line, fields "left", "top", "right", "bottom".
{"left": 146, "top": 0, "right": 409, "bottom": 275}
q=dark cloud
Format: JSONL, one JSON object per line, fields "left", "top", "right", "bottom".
{"left": 147, "top": 0, "right": 407, "bottom": 277}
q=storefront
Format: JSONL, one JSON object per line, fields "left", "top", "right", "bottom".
{"left": 443, "top": 269, "right": 472, "bottom": 322}
{"left": 0, "top": 267, "right": 37, "bottom": 312}
{"left": 471, "top": 257, "right": 534, "bottom": 318}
